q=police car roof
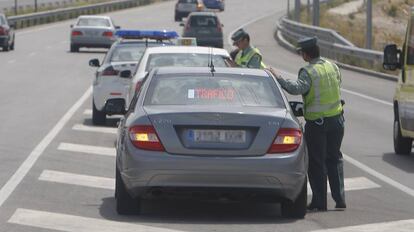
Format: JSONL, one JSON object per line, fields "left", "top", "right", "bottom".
{"left": 155, "top": 66, "right": 269, "bottom": 77}
{"left": 145, "top": 46, "right": 229, "bottom": 56}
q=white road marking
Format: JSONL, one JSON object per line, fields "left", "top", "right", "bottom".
{"left": 0, "top": 86, "right": 92, "bottom": 208}
{"left": 8, "top": 208, "right": 185, "bottom": 232}
{"left": 7, "top": 59, "right": 16, "bottom": 64}
{"left": 72, "top": 124, "right": 117, "bottom": 134}
{"left": 84, "top": 109, "right": 92, "bottom": 115}
{"left": 310, "top": 219, "right": 414, "bottom": 232}
{"left": 58, "top": 143, "right": 116, "bottom": 157}
{"left": 343, "top": 153, "right": 414, "bottom": 198}
{"left": 39, "top": 170, "right": 114, "bottom": 190}
{"left": 307, "top": 177, "right": 380, "bottom": 194}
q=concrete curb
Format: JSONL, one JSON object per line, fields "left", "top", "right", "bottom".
{"left": 275, "top": 21, "right": 398, "bottom": 82}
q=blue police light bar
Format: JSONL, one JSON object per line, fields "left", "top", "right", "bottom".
{"left": 115, "top": 30, "right": 179, "bottom": 40}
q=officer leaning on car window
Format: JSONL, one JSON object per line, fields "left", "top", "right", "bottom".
{"left": 267, "top": 37, "right": 347, "bottom": 211}
{"left": 227, "top": 29, "right": 266, "bottom": 69}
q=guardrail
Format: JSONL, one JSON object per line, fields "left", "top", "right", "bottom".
{"left": 277, "top": 16, "right": 384, "bottom": 71}
{"left": 7, "top": 0, "right": 167, "bottom": 29}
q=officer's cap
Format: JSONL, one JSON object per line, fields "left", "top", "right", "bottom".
{"left": 296, "top": 37, "right": 318, "bottom": 52}
{"left": 231, "top": 28, "right": 249, "bottom": 45}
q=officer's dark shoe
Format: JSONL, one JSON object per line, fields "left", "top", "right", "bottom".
{"left": 307, "top": 203, "right": 327, "bottom": 211}
{"left": 335, "top": 202, "right": 347, "bottom": 209}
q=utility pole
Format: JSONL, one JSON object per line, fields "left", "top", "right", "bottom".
{"left": 366, "top": 0, "right": 372, "bottom": 49}
{"left": 313, "top": 0, "right": 320, "bottom": 26}
{"left": 14, "top": 0, "right": 17, "bottom": 15}
{"left": 287, "top": 0, "right": 290, "bottom": 19}
{"left": 35, "top": 0, "right": 38, "bottom": 12}
{"left": 295, "top": 0, "right": 301, "bottom": 22}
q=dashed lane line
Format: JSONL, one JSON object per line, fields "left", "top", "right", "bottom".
{"left": 72, "top": 124, "right": 117, "bottom": 134}
{"left": 58, "top": 143, "right": 116, "bottom": 157}
{"left": 38, "top": 170, "right": 114, "bottom": 190}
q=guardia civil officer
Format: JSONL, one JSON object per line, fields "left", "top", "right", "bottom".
{"left": 228, "top": 29, "right": 266, "bottom": 69}
{"left": 267, "top": 37, "right": 346, "bottom": 211}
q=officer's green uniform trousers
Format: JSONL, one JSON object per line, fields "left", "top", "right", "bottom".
{"left": 302, "top": 59, "right": 345, "bottom": 208}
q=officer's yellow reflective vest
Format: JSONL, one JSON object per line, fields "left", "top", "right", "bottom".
{"left": 235, "top": 47, "right": 267, "bottom": 69}
{"left": 302, "top": 59, "right": 343, "bottom": 121}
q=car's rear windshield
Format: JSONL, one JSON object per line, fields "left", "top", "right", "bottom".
{"left": 77, "top": 18, "right": 110, "bottom": 27}
{"left": 179, "top": 0, "right": 197, "bottom": 3}
{"left": 146, "top": 53, "right": 227, "bottom": 71}
{"left": 189, "top": 16, "right": 218, "bottom": 27}
{"left": 144, "top": 74, "right": 285, "bottom": 107}
{"left": 109, "top": 45, "right": 146, "bottom": 62}
{"left": 0, "top": 16, "right": 5, "bottom": 25}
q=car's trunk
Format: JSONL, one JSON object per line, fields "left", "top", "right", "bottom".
{"left": 144, "top": 105, "right": 287, "bottom": 157}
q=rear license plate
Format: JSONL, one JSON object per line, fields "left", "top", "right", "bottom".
{"left": 197, "top": 29, "right": 211, "bottom": 34}
{"left": 179, "top": 4, "right": 194, "bottom": 11}
{"left": 190, "top": 130, "right": 246, "bottom": 143}
{"left": 84, "top": 31, "right": 99, "bottom": 36}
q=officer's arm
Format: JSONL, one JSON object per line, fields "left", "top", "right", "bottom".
{"left": 276, "top": 69, "right": 311, "bottom": 95}
{"left": 246, "top": 54, "right": 261, "bottom": 69}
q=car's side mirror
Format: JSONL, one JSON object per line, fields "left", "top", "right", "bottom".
{"left": 179, "top": 22, "right": 185, "bottom": 27}
{"left": 89, "top": 59, "right": 100, "bottom": 67}
{"left": 9, "top": 22, "right": 16, "bottom": 28}
{"left": 119, "top": 70, "right": 132, "bottom": 78}
{"left": 115, "top": 26, "right": 121, "bottom": 29}
{"left": 289, "top": 101, "right": 304, "bottom": 117}
{"left": 383, "top": 44, "right": 402, "bottom": 71}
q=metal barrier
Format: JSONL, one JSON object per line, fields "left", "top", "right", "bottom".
{"left": 7, "top": 0, "right": 167, "bottom": 29}
{"left": 277, "top": 16, "right": 384, "bottom": 71}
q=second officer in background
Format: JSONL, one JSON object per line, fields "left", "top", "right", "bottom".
{"left": 268, "top": 37, "right": 346, "bottom": 211}
{"left": 228, "top": 29, "right": 266, "bottom": 69}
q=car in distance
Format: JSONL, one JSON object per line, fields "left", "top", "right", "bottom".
{"left": 70, "top": 15, "right": 120, "bottom": 52}
{"left": 115, "top": 67, "right": 308, "bottom": 218}
{"left": 127, "top": 45, "right": 230, "bottom": 108}
{"left": 203, "top": 0, "right": 224, "bottom": 11}
{"left": 181, "top": 12, "right": 223, "bottom": 48}
{"left": 0, "top": 13, "right": 15, "bottom": 51}
{"left": 89, "top": 30, "right": 178, "bottom": 125}
{"left": 175, "top": 0, "right": 205, "bottom": 21}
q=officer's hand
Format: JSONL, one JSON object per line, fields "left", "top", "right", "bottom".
{"left": 225, "top": 58, "right": 237, "bottom": 67}
{"left": 266, "top": 67, "right": 282, "bottom": 79}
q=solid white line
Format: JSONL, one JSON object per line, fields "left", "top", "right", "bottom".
{"left": 38, "top": 170, "right": 114, "bottom": 190}
{"left": 343, "top": 153, "right": 414, "bottom": 198}
{"left": 307, "top": 177, "right": 380, "bottom": 194}
{"left": 58, "top": 143, "right": 116, "bottom": 157}
{"left": 72, "top": 124, "right": 117, "bottom": 134}
{"left": 8, "top": 208, "right": 185, "bottom": 232}
{"left": 310, "top": 219, "right": 414, "bottom": 232}
{"left": 0, "top": 86, "right": 92, "bottom": 208}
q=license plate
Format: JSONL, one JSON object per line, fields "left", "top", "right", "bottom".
{"left": 179, "top": 4, "right": 193, "bottom": 11}
{"left": 197, "top": 29, "right": 211, "bottom": 34}
{"left": 84, "top": 31, "right": 98, "bottom": 36}
{"left": 190, "top": 130, "right": 246, "bottom": 143}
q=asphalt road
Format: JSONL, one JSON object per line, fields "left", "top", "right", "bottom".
{"left": 0, "top": 0, "right": 414, "bottom": 231}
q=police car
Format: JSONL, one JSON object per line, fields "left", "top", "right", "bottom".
{"left": 126, "top": 45, "right": 231, "bottom": 108}
{"left": 89, "top": 30, "right": 178, "bottom": 125}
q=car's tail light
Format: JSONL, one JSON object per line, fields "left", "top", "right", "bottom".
{"left": 0, "top": 26, "right": 7, "bottom": 36}
{"left": 102, "top": 31, "right": 113, "bottom": 37}
{"left": 135, "top": 80, "right": 143, "bottom": 92}
{"left": 101, "top": 66, "right": 119, "bottom": 76}
{"left": 129, "top": 125, "right": 165, "bottom": 151}
{"left": 268, "top": 128, "right": 302, "bottom": 153}
{"left": 71, "top": 30, "right": 82, "bottom": 36}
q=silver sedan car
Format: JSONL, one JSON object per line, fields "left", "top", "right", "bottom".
{"left": 115, "top": 67, "right": 308, "bottom": 218}
{"left": 70, "top": 15, "right": 119, "bottom": 52}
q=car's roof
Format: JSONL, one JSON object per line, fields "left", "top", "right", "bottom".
{"left": 77, "top": 15, "right": 111, "bottom": 20}
{"left": 155, "top": 67, "right": 270, "bottom": 77}
{"left": 116, "top": 40, "right": 173, "bottom": 45}
{"left": 145, "top": 46, "right": 229, "bottom": 56}
{"left": 188, "top": 12, "right": 217, "bottom": 17}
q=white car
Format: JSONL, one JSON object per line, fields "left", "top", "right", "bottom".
{"left": 127, "top": 46, "right": 230, "bottom": 107}
{"left": 70, "top": 15, "right": 119, "bottom": 52}
{"left": 89, "top": 30, "right": 178, "bottom": 125}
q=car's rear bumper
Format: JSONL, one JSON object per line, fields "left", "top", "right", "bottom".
{"left": 118, "top": 143, "right": 307, "bottom": 201}
{"left": 196, "top": 37, "right": 223, "bottom": 47}
{"left": 93, "top": 81, "right": 128, "bottom": 112}
{"left": 71, "top": 37, "right": 115, "bottom": 48}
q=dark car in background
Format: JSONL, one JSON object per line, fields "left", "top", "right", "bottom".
{"left": 203, "top": 0, "right": 224, "bottom": 11}
{"left": 0, "top": 13, "right": 15, "bottom": 51}
{"left": 181, "top": 12, "right": 223, "bottom": 48}
{"left": 174, "top": 0, "right": 205, "bottom": 21}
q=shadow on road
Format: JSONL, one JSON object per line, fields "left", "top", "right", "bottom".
{"left": 382, "top": 152, "right": 414, "bottom": 173}
{"left": 98, "top": 197, "right": 300, "bottom": 225}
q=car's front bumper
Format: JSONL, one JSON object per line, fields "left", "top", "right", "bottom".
{"left": 118, "top": 142, "right": 307, "bottom": 201}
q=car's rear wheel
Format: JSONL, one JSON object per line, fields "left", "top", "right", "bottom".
{"left": 393, "top": 117, "right": 412, "bottom": 155}
{"left": 116, "top": 167, "right": 141, "bottom": 215}
{"left": 70, "top": 44, "right": 79, "bottom": 52}
{"left": 281, "top": 178, "right": 307, "bottom": 219}
{"left": 92, "top": 101, "right": 106, "bottom": 125}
